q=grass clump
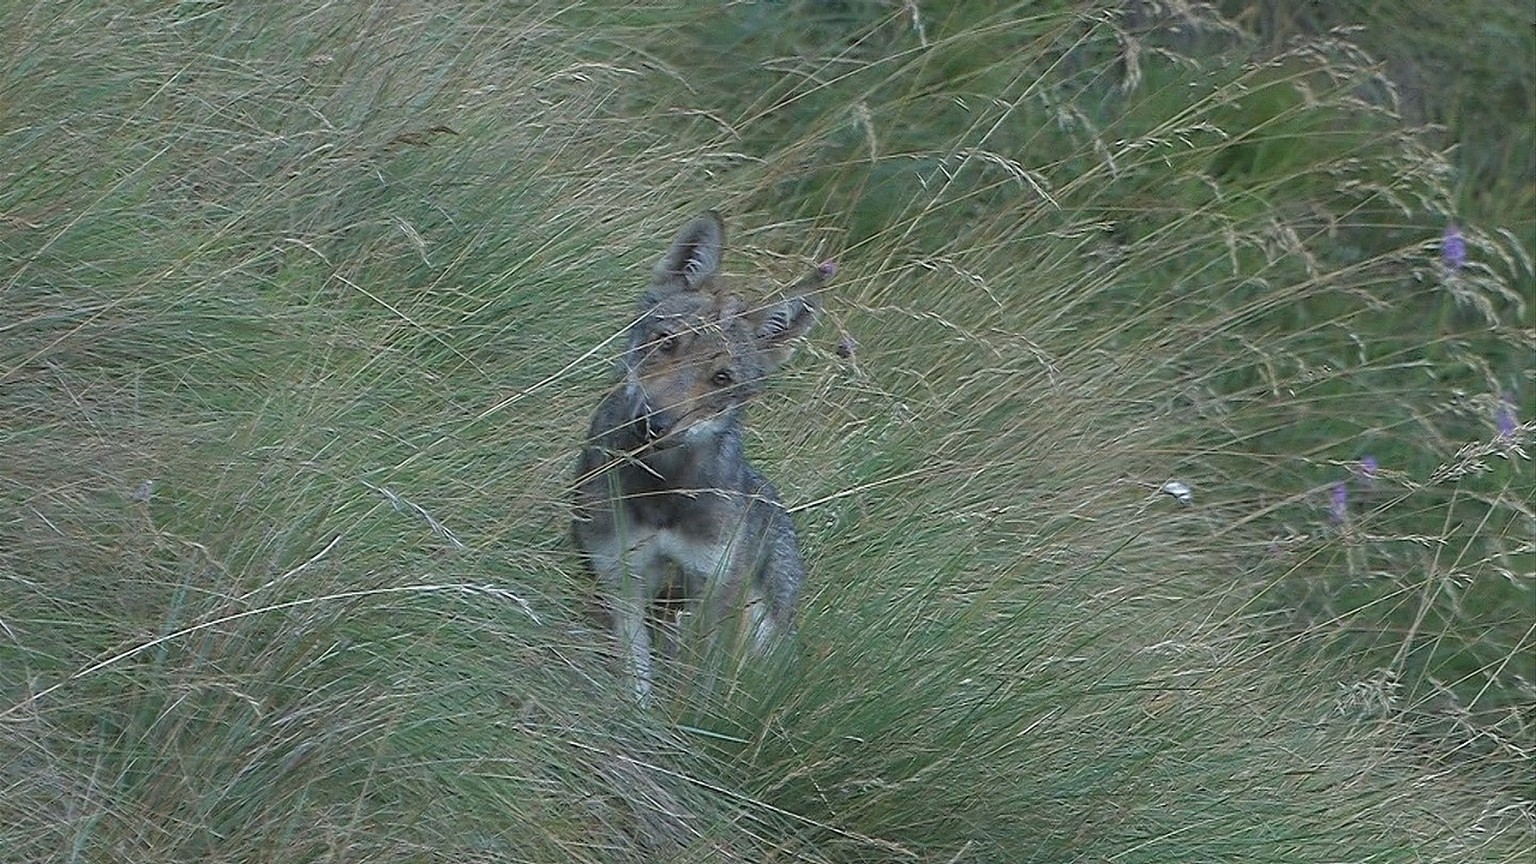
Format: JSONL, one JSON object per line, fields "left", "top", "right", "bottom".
{"left": 2, "top": 1, "right": 1530, "bottom": 861}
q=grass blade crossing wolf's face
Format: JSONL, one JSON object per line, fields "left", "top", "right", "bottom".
{"left": 572, "top": 211, "right": 829, "bottom": 704}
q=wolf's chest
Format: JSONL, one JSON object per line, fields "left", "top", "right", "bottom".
{"left": 590, "top": 523, "right": 734, "bottom": 598}
{"left": 620, "top": 468, "right": 742, "bottom": 532}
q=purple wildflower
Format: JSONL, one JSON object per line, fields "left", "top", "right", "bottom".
{"left": 1495, "top": 392, "right": 1518, "bottom": 439}
{"left": 130, "top": 480, "right": 155, "bottom": 504}
{"left": 818, "top": 259, "right": 838, "bottom": 278}
{"left": 1329, "top": 483, "right": 1350, "bottom": 524}
{"left": 1442, "top": 224, "right": 1466, "bottom": 272}
{"left": 1353, "top": 455, "right": 1379, "bottom": 487}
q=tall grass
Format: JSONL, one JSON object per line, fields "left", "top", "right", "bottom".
{"left": 2, "top": 1, "right": 1530, "bottom": 861}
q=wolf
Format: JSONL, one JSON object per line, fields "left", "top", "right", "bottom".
{"left": 572, "top": 211, "right": 829, "bottom": 703}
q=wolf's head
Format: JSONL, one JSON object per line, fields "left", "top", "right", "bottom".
{"left": 616, "top": 211, "right": 827, "bottom": 448}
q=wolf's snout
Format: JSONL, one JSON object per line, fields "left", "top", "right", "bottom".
{"left": 642, "top": 408, "right": 676, "bottom": 441}
{"left": 625, "top": 386, "right": 673, "bottom": 441}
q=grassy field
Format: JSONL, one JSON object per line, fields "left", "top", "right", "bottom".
{"left": 2, "top": 1, "right": 1531, "bottom": 861}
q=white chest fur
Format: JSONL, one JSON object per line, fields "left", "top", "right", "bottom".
{"left": 586, "top": 524, "right": 734, "bottom": 597}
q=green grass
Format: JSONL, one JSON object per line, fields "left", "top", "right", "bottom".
{"left": 2, "top": 1, "right": 1531, "bottom": 861}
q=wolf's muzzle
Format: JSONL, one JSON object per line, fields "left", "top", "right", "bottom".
{"left": 625, "top": 384, "right": 675, "bottom": 443}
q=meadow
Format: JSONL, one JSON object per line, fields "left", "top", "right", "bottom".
{"left": 2, "top": 2, "right": 1531, "bottom": 861}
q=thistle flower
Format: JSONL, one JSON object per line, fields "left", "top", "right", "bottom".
{"left": 1442, "top": 223, "right": 1466, "bottom": 272}
{"left": 1495, "top": 392, "right": 1518, "bottom": 439}
{"left": 1328, "top": 483, "right": 1349, "bottom": 524}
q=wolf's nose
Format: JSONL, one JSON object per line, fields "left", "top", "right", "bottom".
{"left": 643, "top": 409, "right": 676, "bottom": 441}
{"left": 626, "top": 387, "right": 667, "bottom": 441}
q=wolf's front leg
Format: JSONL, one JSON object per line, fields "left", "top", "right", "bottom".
{"left": 610, "top": 589, "right": 654, "bottom": 705}
{"left": 751, "top": 520, "right": 806, "bottom": 653}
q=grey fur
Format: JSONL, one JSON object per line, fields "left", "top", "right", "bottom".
{"left": 572, "top": 211, "right": 825, "bottom": 703}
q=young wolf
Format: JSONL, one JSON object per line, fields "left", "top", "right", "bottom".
{"left": 572, "top": 211, "right": 828, "bottom": 703}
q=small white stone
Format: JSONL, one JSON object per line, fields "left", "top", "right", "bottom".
{"left": 1160, "top": 481, "right": 1193, "bottom": 505}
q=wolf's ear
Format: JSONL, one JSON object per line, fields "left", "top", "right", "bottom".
{"left": 749, "top": 295, "right": 818, "bottom": 369}
{"left": 652, "top": 211, "right": 725, "bottom": 293}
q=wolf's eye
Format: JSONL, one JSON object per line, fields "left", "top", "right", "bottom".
{"left": 658, "top": 335, "right": 678, "bottom": 353}
{"left": 711, "top": 369, "right": 734, "bottom": 386}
